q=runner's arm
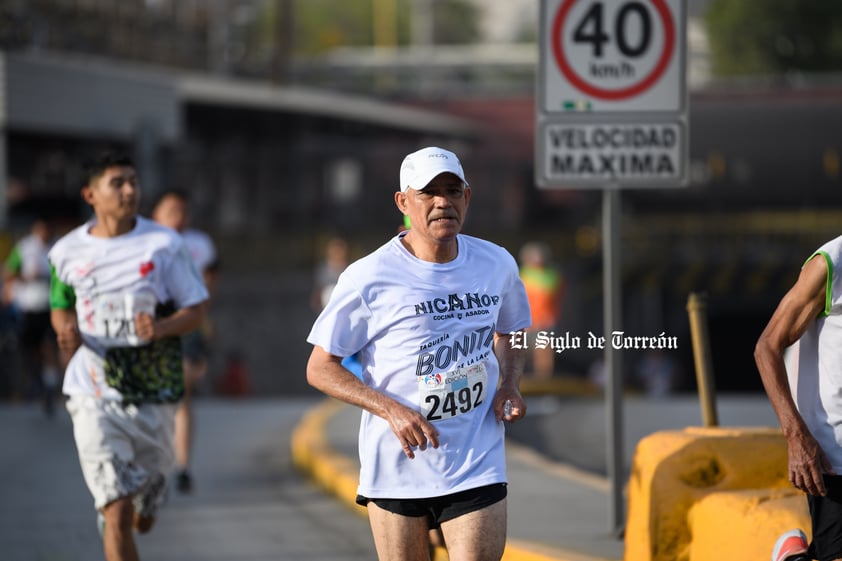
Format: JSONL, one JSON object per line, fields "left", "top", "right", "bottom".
{"left": 755, "top": 254, "right": 833, "bottom": 496}
{"left": 49, "top": 265, "right": 80, "bottom": 366}
{"left": 493, "top": 332, "right": 527, "bottom": 422}
{"left": 50, "top": 308, "right": 80, "bottom": 367}
{"left": 1, "top": 246, "right": 21, "bottom": 305}
{"left": 134, "top": 303, "right": 204, "bottom": 341}
{"left": 307, "top": 345, "right": 439, "bottom": 458}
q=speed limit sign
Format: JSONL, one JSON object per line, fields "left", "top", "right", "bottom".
{"left": 536, "top": 0, "right": 687, "bottom": 187}
{"left": 540, "top": 0, "right": 685, "bottom": 113}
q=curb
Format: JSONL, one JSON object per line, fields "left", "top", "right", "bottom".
{"left": 290, "top": 397, "right": 616, "bottom": 561}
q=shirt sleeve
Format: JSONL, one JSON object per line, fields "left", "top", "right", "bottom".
{"left": 5, "top": 246, "right": 21, "bottom": 274}
{"left": 495, "top": 253, "right": 532, "bottom": 334}
{"left": 191, "top": 230, "right": 219, "bottom": 272}
{"left": 165, "top": 241, "right": 209, "bottom": 309}
{"left": 306, "top": 271, "right": 373, "bottom": 358}
{"left": 49, "top": 264, "right": 76, "bottom": 309}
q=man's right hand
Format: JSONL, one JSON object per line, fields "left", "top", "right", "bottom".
{"left": 787, "top": 428, "right": 834, "bottom": 496}
{"left": 307, "top": 346, "right": 440, "bottom": 459}
{"left": 385, "top": 404, "right": 440, "bottom": 459}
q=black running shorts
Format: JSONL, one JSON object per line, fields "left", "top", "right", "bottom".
{"left": 356, "top": 483, "right": 507, "bottom": 529}
{"left": 808, "top": 475, "right": 842, "bottom": 561}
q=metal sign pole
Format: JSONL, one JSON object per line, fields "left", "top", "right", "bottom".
{"left": 603, "top": 186, "right": 624, "bottom": 535}
{"left": 536, "top": 0, "right": 686, "bottom": 535}
{"left": 0, "top": 132, "right": 6, "bottom": 231}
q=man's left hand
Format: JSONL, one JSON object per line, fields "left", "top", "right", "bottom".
{"left": 494, "top": 388, "right": 526, "bottom": 422}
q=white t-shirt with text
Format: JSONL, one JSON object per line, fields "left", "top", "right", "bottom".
{"left": 307, "top": 233, "right": 531, "bottom": 499}
{"left": 49, "top": 217, "right": 208, "bottom": 401}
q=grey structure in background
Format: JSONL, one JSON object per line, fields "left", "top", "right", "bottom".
{"left": 0, "top": 49, "right": 482, "bottom": 395}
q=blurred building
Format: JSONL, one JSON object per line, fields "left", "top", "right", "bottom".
{"left": 0, "top": 48, "right": 482, "bottom": 393}
{"left": 1, "top": 0, "right": 841, "bottom": 394}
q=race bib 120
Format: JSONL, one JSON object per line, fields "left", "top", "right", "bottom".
{"left": 94, "top": 292, "right": 156, "bottom": 347}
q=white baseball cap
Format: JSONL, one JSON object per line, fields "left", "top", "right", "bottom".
{"left": 399, "top": 146, "right": 469, "bottom": 192}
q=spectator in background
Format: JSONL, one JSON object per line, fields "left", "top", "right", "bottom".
{"left": 311, "top": 236, "right": 362, "bottom": 379}
{"left": 519, "top": 241, "right": 565, "bottom": 379}
{"left": 3, "top": 217, "right": 61, "bottom": 414}
{"left": 587, "top": 357, "right": 606, "bottom": 391}
{"left": 311, "top": 236, "right": 350, "bottom": 312}
{"left": 152, "top": 189, "right": 219, "bottom": 495}
{"left": 635, "top": 349, "right": 678, "bottom": 397}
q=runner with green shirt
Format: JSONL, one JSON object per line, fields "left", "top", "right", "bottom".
{"left": 2, "top": 217, "right": 61, "bottom": 412}
{"left": 49, "top": 152, "right": 208, "bottom": 561}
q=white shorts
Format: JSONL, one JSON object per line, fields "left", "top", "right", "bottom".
{"left": 66, "top": 395, "right": 177, "bottom": 513}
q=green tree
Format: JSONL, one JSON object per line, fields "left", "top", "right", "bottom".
{"left": 433, "top": 0, "right": 480, "bottom": 45}
{"left": 706, "top": 0, "right": 842, "bottom": 76}
{"left": 292, "top": 0, "right": 384, "bottom": 54}
{"left": 260, "top": 0, "right": 480, "bottom": 56}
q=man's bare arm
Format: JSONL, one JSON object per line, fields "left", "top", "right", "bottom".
{"left": 51, "top": 308, "right": 81, "bottom": 368}
{"left": 134, "top": 303, "right": 205, "bottom": 341}
{"left": 306, "top": 346, "right": 439, "bottom": 458}
{"left": 493, "top": 333, "right": 527, "bottom": 422}
{"left": 755, "top": 254, "right": 832, "bottom": 495}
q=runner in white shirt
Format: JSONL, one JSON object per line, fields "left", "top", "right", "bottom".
{"left": 49, "top": 153, "right": 208, "bottom": 561}
{"left": 307, "top": 146, "right": 531, "bottom": 561}
{"left": 151, "top": 190, "right": 219, "bottom": 495}
{"left": 3, "top": 217, "right": 61, "bottom": 414}
{"left": 757, "top": 236, "right": 842, "bottom": 561}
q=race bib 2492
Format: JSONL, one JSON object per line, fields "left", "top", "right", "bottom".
{"left": 418, "top": 362, "right": 487, "bottom": 421}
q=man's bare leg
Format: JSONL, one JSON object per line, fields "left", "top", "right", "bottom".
{"left": 439, "top": 499, "right": 507, "bottom": 561}
{"left": 533, "top": 344, "right": 555, "bottom": 379}
{"left": 367, "top": 502, "right": 433, "bottom": 561}
{"left": 174, "top": 357, "right": 205, "bottom": 491}
{"left": 102, "top": 497, "right": 140, "bottom": 561}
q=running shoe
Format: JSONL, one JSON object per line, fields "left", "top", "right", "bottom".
{"left": 175, "top": 469, "right": 193, "bottom": 494}
{"left": 771, "top": 529, "right": 810, "bottom": 561}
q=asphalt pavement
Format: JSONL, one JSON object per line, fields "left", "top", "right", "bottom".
{"left": 0, "top": 397, "right": 378, "bottom": 561}
{"left": 1, "top": 393, "right": 778, "bottom": 561}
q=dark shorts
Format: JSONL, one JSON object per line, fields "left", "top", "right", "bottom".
{"left": 19, "top": 311, "right": 54, "bottom": 349}
{"left": 808, "top": 475, "right": 842, "bottom": 561}
{"left": 355, "top": 483, "right": 507, "bottom": 529}
{"left": 181, "top": 329, "right": 209, "bottom": 362}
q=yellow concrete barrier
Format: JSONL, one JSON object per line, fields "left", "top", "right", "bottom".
{"left": 688, "top": 489, "right": 808, "bottom": 560}
{"left": 624, "top": 427, "right": 806, "bottom": 561}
